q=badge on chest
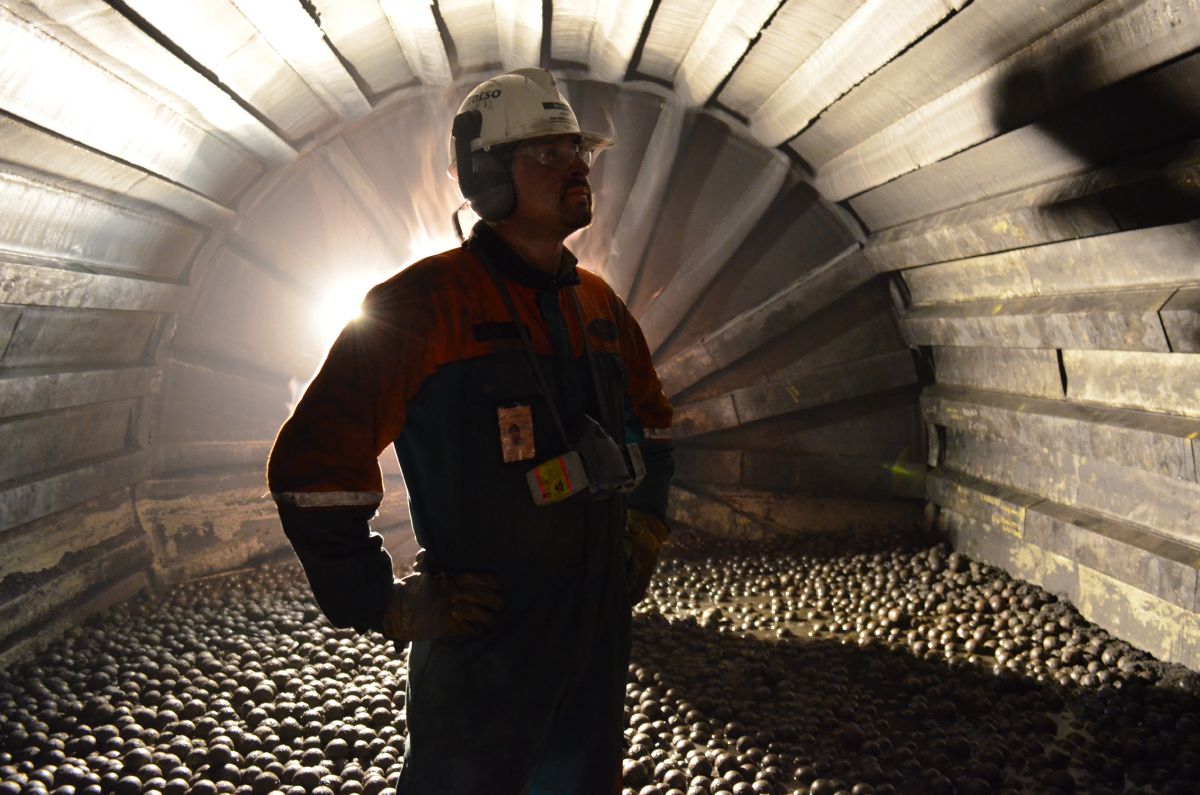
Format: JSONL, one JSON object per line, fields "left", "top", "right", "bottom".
{"left": 497, "top": 403, "right": 535, "bottom": 463}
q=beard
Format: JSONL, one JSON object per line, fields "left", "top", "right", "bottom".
{"left": 560, "top": 183, "right": 593, "bottom": 230}
{"left": 560, "top": 201, "right": 593, "bottom": 230}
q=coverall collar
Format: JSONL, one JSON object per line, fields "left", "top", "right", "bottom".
{"left": 470, "top": 221, "right": 581, "bottom": 290}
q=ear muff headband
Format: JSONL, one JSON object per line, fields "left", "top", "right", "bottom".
{"left": 452, "top": 110, "right": 514, "bottom": 222}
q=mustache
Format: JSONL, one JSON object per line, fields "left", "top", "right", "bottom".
{"left": 564, "top": 178, "right": 590, "bottom": 192}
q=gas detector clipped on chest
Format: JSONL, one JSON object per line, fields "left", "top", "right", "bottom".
{"left": 469, "top": 244, "right": 645, "bottom": 507}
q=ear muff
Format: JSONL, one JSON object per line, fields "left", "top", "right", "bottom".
{"left": 452, "top": 111, "right": 514, "bottom": 222}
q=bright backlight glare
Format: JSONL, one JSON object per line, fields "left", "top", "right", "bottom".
{"left": 317, "top": 276, "right": 378, "bottom": 345}
{"left": 314, "top": 231, "right": 461, "bottom": 348}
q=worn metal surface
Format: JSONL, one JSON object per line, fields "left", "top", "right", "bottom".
{"left": 792, "top": 0, "right": 1105, "bottom": 168}
{"left": 668, "top": 484, "right": 756, "bottom": 539}
{"left": 122, "top": 0, "right": 356, "bottom": 142}
{"left": 716, "top": 0, "right": 865, "bottom": 120}
{"left": 748, "top": 312, "right": 904, "bottom": 400}
{"left": 1, "top": 306, "right": 160, "bottom": 368}
{"left": 0, "top": 449, "right": 150, "bottom": 533}
{"left": 18, "top": 0, "right": 294, "bottom": 167}
{"left": 939, "top": 506, "right": 1200, "bottom": 669}
{"left": 0, "top": 169, "right": 207, "bottom": 280}
{"left": 155, "top": 360, "right": 291, "bottom": 445}
{"left": 1078, "top": 565, "right": 1200, "bottom": 673}
{"left": 562, "top": 82, "right": 685, "bottom": 302}
{"left": 0, "top": 487, "right": 134, "bottom": 583}
{"left": 632, "top": 116, "right": 789, "bottom": 353}
{"left": 134, "top": 472, "right": 288, "bottom": 585}
{"left": 677, "top": 283, "right": 899, "bottom": 404}
{"left": 0, "top": 257, "right": 188, "bottom": 313}
{"left": 0, "top": 115, "right": 233, "bottom": 226}
{"left": 714, "top": 487, "right": 922, "bottom": 537}
{"left": 762, "top": 305, "right": 903, "bottom": 384}
{"left": 931, "top": 461, "right": 1200, "bottom": 605}
{"left": 902, "top": 289, "right": 1174, "bottom": 351}
{"left": 0, "top": 531, "right": 150, "bottom": 656}
{"left": 923, "top": 384, "right": 1200, "bottom": 480}
{"left": 743, "top": 451, "right": 926, "bottom": 500}
{"left": 672, "top": 447, "right": 744, "bottom": 487}
{"left": 927, "top": 468, "right": 1038, "bottom": 541}
{"left": 932, "top": 346, "right": 1063, "bottom": 399}
{"left": 1162, "top": 287, "right": 1200, "bottom": 352}
{"left": 657, "top": 249, "right": 875, "bottom": 396}
{"left": 0, "top": 399, "right": 134, "bottom": 483}
{"left": 672, "top": 393, "right": 741, "bottom": 441}
{"left": 0, "top": 3, "right": 272, "bottom": 203}
{"left": 692, "top": 397, "right": 924, "bottom": 461}
{"left": 154, "top": 440, "right": 274, "bottom": 477}
{"left": 550, "top": 0, "right": 647, "bottom": 81}
{"left": 814, "top": 0, "right": 1200, "bottom": 201}
{"left": 748, "top": 0, "right": 968, "bottom": 147}
{"left": 851, "top": 52, "right": 1200, "bottom": 231}
{"left": 865, "top": 136, "right": 1200, "bottom": 272}
{"left": 308, "top": 0, "right": 416, "bottom": 96}
{"left": 1025, "top": 500, "right": 1200, "bottom": 611}
{"left": 903, "top": 221, "right": 1200, "bottom": 305}
{"left": 732, "top": 350, "right": 917, "bottom": 427}
{"left": 672, "top": 482, "right": 923, "bottom": 539}
{"left": 229, "top": 157, "right": 401, "bottom": 291}
{"left": 0, "top": 569, "right": 147, "bottom": 672}
{"left": 675, "top": 446, "right": 925, "bottom": 499}
{"left": 488, "top": 0, "right": 544, "bottom": 73}
{"left": 661, "top": 182, "right": 860, "bottom": 362}
{"left": 329, "top": 85, "right": 495, "bottom": 255}
{"left": 941, "top": 508, "right": 1081, "bottom": 605}
{"left": 668, "top": 0, "right": 780, "bottom": 107}
{"left": 866, "top": 198, "right": 1119, "bottom": 272}
{"left": 1064, "top": 350, "right": 1200, "bottom": 418}
{"left": 942, "top": 428, "right": 1200, "bottom": 546}
{"left": 674, "top": 350, "right": 916, "bottom": 439}
{"left": 636, "top": 0, "right": 777, "bottom": 103}
{"left": 170, "top": 248, "right": 324, "bottom": 378}
{"left": 0, "top": 305, "right": 24, "bottom": 358}
{"left": 371, "top": 0, "right": 451, "bottom": 84}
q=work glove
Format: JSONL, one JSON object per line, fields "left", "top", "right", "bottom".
{"left": 380, "top": 571, "right": 505, "bottom": 642}
{"left": 624, "top": 510, "right": 669, "bottom": 605}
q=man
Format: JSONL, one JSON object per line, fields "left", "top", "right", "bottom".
{"left": 267, "top": 68, "right": 674, "bottom": 794}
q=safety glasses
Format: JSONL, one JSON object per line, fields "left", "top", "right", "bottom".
{"left": 514, "top": 138, "right": 599, "bottom": 170}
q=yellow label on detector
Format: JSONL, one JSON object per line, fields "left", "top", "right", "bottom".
{"left": 533, "top": 456, "right": 574, "bottom": 503}
{"left": 526, "top": 451, "right": 588, "bottom": 506}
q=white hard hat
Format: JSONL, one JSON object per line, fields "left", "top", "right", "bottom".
{"left": 448, "top": 68, "right": 613, "bottom": 177}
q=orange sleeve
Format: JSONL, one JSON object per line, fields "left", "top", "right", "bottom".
{"left": 267, "top": 264, "right": 444, "bottom": 505}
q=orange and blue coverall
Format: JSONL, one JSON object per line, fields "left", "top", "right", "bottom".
{"left": 267, "top": 221, "right": 674, "bottom": 794}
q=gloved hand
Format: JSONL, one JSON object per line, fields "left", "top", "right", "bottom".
{"left": 381, "top": 571, "right": 505, "bottom": 642}
{"left": 624, "top": 510, "right": 669, "bottom": 605}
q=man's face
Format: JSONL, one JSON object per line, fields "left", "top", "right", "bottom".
{"left": 507, "top": 134, "right": 594, "bottom": 235}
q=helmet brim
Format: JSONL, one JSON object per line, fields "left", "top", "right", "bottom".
{"left": 581, "top": 131, "right": 614, "bottom": 154}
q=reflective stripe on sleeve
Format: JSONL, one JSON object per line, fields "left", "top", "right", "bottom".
{"left": 643, "top": 427, "right": 672, "bottom": 441}
{"left": 272, "top": 491, "right": 385, "bottom": 508}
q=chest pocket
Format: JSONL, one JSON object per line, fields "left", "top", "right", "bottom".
{"left": 464, "top": 353, "right": 559, "bottom": 467}
{"left": 587, "top": 317, "right": 619, "bottom": 343}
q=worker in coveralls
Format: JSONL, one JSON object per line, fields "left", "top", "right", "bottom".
{"left": 267, "top": 68, "right": 675, "bottom": 794}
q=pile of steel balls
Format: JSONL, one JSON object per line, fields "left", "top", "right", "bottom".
{"left": 2, "top": 529, "right": 1198, "bottom": 795}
